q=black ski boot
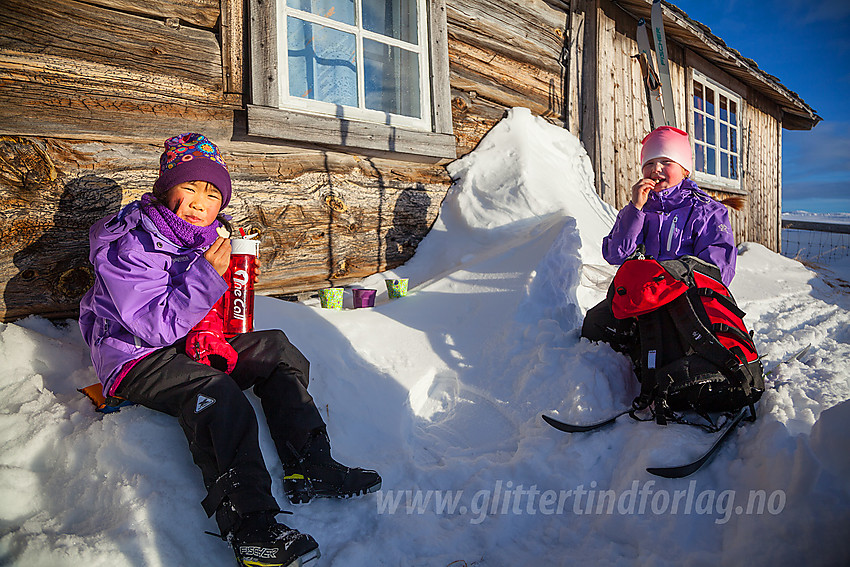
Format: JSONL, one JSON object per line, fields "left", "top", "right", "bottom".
{"left": 229, "top": 511, "right": 320, "bottom": 567}
{"left": 283, "top": 428, "right": 382, "bottom": 504}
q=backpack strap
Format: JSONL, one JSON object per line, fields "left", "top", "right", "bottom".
{"left": 694, "top": 287, "right": 745, "bottom": 318}
{"left": 666, "top": 294, "right": 754, "bottom": 399}
{"left": 633, "top": 312, "right": 675, "bottom": 425}
{"left": 711, "top": 323, "right": 757, "bottom": 353}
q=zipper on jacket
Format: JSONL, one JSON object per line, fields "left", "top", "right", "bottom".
{"left": 666, "top": 215, "right": 678, "bottom": 253}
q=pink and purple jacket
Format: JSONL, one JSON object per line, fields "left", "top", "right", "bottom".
{"left": 78, "top": 201, "right": 228, "bottom": 395}
{"left": 602, "top": 178, "right": 737, "bottom": 286}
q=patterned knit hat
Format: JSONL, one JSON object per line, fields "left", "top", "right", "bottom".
{"left": 153, "top": 133, "right": 232, "bottom": 208}
{"left": 640, "top": 126, "right": 693, "bottom": 173}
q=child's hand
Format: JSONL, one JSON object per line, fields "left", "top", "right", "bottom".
{"left": 253, "top": 257, "right": 261, "bottom": 282}
{"left": 204, "top": 237, "right": 232, "bottom": 277}
{"left": 631, "top": 178, "right": 656, "bottom": 210}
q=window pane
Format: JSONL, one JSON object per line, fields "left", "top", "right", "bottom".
{"left": 705, "top": 87, "right": 715, "bottom": 116}
{"left": 731, "top": 155, "right": 738, "bottom": 180}
{"left": 721, "top": 151, "right": 729, "bottom": 178}
{"left": 720, "top": 95, "right": 728, "bottom": 122}
{"left": 729, "top": 100, "right": 737, "bottom": 126}
{"left": 707, "top": 147, "right": 716, "bottom": 175}
{"left": 694, "top": 81, "right": 704, "bottom": 112}
{"left": 695, "top": 143, "right": 705, "bottom": 173}
{"left": 364, "top": 39, "right": 421, "bottom": 118}
{"left": 287, "top": 0, "right": 355, "bottom": 25}
{"left": 706, "top": 117, "right": 715, "bottom": 145}
{"left": 694, "top": 112, "right": 704, "bottom": 141}
{"left": 720, "top": 123, "right": 728, "bottom": 150}
{"left": 288, "top": 17, "right": 358, "bottom": 107}
{"left": 363, "top": 0, "right": 418, "bottom": 44}
{"left": 730, "top": 126, "right": 737, "bottom": 153}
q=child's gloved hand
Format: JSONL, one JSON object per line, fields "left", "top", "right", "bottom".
{"left": 185, "top": 298, "right": 238, "bottom": 373}
{"left": 187, "top": 329, "right": 238, "bottom": 373}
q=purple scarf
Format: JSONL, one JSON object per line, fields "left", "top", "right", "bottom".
{"left": 140, "top": 193, "right": 220, "bottom": 249}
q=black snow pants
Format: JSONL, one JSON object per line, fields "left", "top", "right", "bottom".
{"left": 581, "top": 295, "right": 639, "bottom": 360}
{"left": 114, "top": 329, "right": 326, "bottom": 533}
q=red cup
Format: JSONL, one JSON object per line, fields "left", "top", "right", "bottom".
{"left": 224, "top": 238, "right": 259, "bottom": 335}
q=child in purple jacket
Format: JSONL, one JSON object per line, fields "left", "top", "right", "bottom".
{"left": 79, "top": 133, "right": 380, "bottom": 567}
{"left": 583, "top": 126, "right": 740, "bottom": 346}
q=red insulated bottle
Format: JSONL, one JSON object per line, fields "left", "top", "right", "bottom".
{"left": 224, "top": 237, "right": 259, "bottom": 335}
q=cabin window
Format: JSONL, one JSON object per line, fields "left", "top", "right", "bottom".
{"left": 691, "top": 70, "right": 742, "bottom": 191}
{"left": 248, "top": 0, "right": 455, "bottom": 160}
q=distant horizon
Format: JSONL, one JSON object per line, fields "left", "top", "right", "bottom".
{"left": 783, "top": 209, "right": 850, "bottom": 222}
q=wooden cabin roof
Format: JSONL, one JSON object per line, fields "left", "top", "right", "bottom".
{"left": 613, "top": 0, "right": 821, "bottom": 130}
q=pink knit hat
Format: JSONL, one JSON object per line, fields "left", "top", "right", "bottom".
{"left": 640, "top": 126, "right": 693, "bottom": 173}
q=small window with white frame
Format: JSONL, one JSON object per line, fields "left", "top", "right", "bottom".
{"left": 691, "top": 70, "right": 742, "bottom": 190}
{"left": 248, "top": 0, "right": 455, "bottom": 160}
{"left": 282, "top": 0, "right": 429, "bottom": 129}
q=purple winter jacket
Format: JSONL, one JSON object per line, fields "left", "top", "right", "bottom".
{"left": 78, "top": 201, "right": 228, "bottom": 395}
{"left": 602, "top": 178, "right": 737, "bottom": 285}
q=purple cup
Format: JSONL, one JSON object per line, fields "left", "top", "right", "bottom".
{"left": 352, "top": 288, "right": 377, "bottom": 308}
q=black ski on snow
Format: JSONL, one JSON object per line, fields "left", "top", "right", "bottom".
{"left": 646, "top": 407, "right": 750, "bottom": 478}
{"left": 765, "top": 343, "right": 811, "bottom": 377}
{"left": 541, "top": 409, "right": 632, "bottom": 433}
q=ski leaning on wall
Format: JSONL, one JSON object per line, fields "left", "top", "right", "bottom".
{"left": 650, "top": 0, "right": 677, "bottom": 128}
{"left": 636, "top": 19, "right": 665, "bottom": 128}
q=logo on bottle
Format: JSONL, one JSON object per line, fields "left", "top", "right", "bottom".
{"left": 231, "top": 269, "right": 250, "bottom": 321}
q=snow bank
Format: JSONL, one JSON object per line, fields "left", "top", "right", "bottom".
{"left": 1, "top": 108, "right": 849, "bottom": 566}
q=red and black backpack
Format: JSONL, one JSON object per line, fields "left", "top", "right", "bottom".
{"left": 610, "top": 255, "right": 764, "bottom": 428}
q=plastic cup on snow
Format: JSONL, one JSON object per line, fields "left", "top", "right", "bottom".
{"left": 319, "top": 287, "right": 344, "bottom": 310}
{"left": 385, "top": 278, "right": 409, "bottom": 299}
{"left": 352, "top": 288, "right": 377, "bottom": 308}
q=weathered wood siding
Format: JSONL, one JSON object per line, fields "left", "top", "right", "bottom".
{"left": 742, "top": 91, "right": 783, "bottom": 250}
{"left": 446, "top": 0, "right": 570, "bottom": 155}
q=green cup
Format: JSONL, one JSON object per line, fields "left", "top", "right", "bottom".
{"left": 319, "top": 287, "right": 344, "bottom": 309}
{"left": 385, "top": 278, "right": 409, "bottom": 299}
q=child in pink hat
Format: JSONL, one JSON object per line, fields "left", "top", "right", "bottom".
{"left": 582, "top": 126, "right": 740, "bottom": 344}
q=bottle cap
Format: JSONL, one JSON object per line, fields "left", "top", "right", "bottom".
{"left": 231, "top": 238, "right": 259, "bottom": 256}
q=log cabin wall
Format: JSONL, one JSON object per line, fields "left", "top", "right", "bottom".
{"left": 0, "top": 0, "right": 455, "bottom": 321}
{"left": 0, "top": 0, "right": 575, "bottom": 322}
{"left": 0, "top": 0, "right": 803, "bottom": 321}
{"left": 445, "top": 0, "right": 570, "bottom": 155}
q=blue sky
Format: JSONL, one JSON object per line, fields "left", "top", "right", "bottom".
{"left": 670, "top": 0, "right": 850, "bottom": 213}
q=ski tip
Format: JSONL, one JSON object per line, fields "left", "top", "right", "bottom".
{"left": 646, "top": 466, "right": 690, "bottom": 479}
{"left": 541, "top": 413, "right": 582, "bottom": 433}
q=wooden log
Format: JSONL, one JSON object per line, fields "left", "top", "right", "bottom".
{"left": 221, "top": 0, "right": 244, "bottom": 96}
{"left": 0, "top": 80, "right": 235, "bottom": 142}
{"left": 0, "top": 0, "right": 224, "bottom": 102}
{"left": 445, "top": 0, "right": 569, "bottom": 154}
{"left": 0, "top": 137, "right": 451, "bottom": 322}
{"left": 75, "top": 0, "right": 221, "bottom": 29}
{"left": 446, "top": 0, "right": 567, "bottom": 71}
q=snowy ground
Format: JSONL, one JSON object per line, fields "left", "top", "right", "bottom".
{"left": 2, "top": 108, "right": 849, "bottom": 566}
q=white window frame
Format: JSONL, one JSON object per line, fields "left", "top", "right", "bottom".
{"left": 278, "top": 1, "right": 431, "bottom": 130}
{"left": 248, "top": 0, "right": 455, "bottom": 160}
{"left": 690, "top": 69, "right": 743, "bottom": 193}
